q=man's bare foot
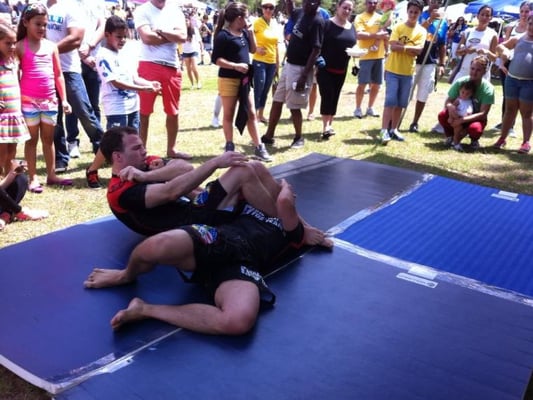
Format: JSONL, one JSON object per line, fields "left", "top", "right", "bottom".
{"left": 84, "top": 268, "right": 133, "bottom": 289}
{"left": 111, "top": 297, "right": 146, "bottom": 330}
{"left": 303, "top": 225, "right": 334, "bottom": 249}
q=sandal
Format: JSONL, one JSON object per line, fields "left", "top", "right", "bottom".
{"left": 14, "top": 208, "right": 49, "bottom": 222}
{"left": 29, "top": 183, "right": 44, "bottom": 193}
{"left": 46, "top": 178, "right": 73, "bottom": 186}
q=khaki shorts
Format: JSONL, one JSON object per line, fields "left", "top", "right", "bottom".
{"left": 272, "top": 62, "right": 313, "bottom": 109}
{"left": 218, "top": 77, "right": 241, "bottom": 97}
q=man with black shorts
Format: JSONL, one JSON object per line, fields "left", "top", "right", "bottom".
{"left": 84, "top": 180, "right": 333, "bottom": 335}
{"left": 100, "top": 126, "right": 296, "bottom": 236}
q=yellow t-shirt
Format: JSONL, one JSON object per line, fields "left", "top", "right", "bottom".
{"left": 252, "top": 17, "right": 279, "bottom": 65}
{"left": 355, "top": 11, "right": 385, "bottom": 60}
{"left": 385, "top": 22, "right": 426, "bottom": 76}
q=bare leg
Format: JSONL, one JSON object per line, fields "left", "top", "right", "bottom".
{"left": 519, "top": 101, "right": 533, "bottom": 143}
{"left": 264, "top": 101, "right": 283, "bottom": 139}
{"left": 276, "top": 179, "right": 333, "bottom": 249}
{"left": 84, "top": 230, "right": 196, "bottom": 289}
{"left": 367, "top": 83, "right": 380, "bottom": 110}
{"left": 411, "top": 100, "right": 426, "bottom": 125}
{"left": 139, "top": 114, "right": 150, "bottom": 147}
{"left": 290, "top": 109, "right": 303, "bottom": 138}
{"left": 221, "top": 95, "right": 237, "bottom": 144}
{"left": 24, "top": 125, "right": 40, "bottom": 186}
{"left": 355, "top": 84, "right": 366, "bottom": 110}
{"left": 111, "top": 279, "right": 260, "bottom": 335}
{"left": 498, "top": 98, "right": 520, "bottom": 141}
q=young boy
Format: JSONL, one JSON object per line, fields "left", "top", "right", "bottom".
{"left": 380, "top": 0, "right": 426, "bottom": 144}
{"left": 447, "top": 80, "right": 476, "bottom": 151}
{"left": 95, "top": 16, "right": 161, "bottom": 130}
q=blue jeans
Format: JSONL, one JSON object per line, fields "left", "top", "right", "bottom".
{"left": 54, "top": 71, "right": 103, "bottom": 166}
{"left": 252, "top": 60, "right": 277, "bottom": 111}
{"left": 66, "top": 63, "right": 102, "bottom": 145}
{"left": 106, "top": 111, "right": 140, "bottom": 130}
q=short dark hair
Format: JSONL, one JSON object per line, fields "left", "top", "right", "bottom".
{"left": 105, "top": 15, "right": 128, "bottom": 34}
{"left": 407, "top": 0, "right": 424, "bottom": 12}
{"left": 100, "top": 126, "right": 139, "bottom": 164}
{"left": 459, "top": 80, "right": 477, "bottom": 94}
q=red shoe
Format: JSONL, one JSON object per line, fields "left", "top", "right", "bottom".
{"left": 14, "top": 208, "right": 49, "bottom": 221}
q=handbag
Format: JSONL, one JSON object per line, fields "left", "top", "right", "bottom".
{"left": 351, "top": 64, "right": 359, "bottom": 77}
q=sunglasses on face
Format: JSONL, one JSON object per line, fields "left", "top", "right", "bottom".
{"left": 262, "top": 5, "right": 274, "bottom": 9}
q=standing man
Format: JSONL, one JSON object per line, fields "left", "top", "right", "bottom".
{"left": 407, "top": 0, "right": 448, "bottom": 133}
{"left": 134, "top": 0, "right": 191, "bottom": 160}
{"left": 46, "top": 0, "right": 105, "bottom": 188}
{"left": 65, "top": 0, "right": 106, "bottom": 159}
{"left": 353, "top": 0, "right": 389, "bottom": 119}
{"left": 260, "top": 0, "right": 324, "bottom": 149}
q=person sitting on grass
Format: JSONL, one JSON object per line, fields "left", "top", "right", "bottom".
{"left": 0, "top": 159, "right": 48, "bottom": 231}
{"left": 84, "top": 179, "right": 333, "bottom": 336}
{"left": 437, "top": 55, "right": 494, "bottom": 151}
{"left": 447, "top": 79, "right": 476, "bottom": 151}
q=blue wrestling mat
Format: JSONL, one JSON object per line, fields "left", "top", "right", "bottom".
{"left": 0, "top": 154, "right": 532, "bottom": 399}
{"left": 335, "top": 176, "right": 533, "bottom": 299}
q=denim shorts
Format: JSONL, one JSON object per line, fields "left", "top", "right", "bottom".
{"left": 358, "top": 59, "right": 383, "bottom": 85}
{"left": 505, "top": 75, "right": 533, "bottom": 103}
{"left": 384, "top": 71, "right": 413, "bottom": 108}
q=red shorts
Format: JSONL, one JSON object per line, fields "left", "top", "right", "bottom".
{"left": 138, "top": 61, "right": 182, "bottom": 116}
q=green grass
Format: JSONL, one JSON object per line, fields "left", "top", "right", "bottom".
{"left": 1, "top": 61, "right": 532, "bottom": 399}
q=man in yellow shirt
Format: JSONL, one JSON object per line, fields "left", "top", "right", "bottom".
{"left": 354, "top": 0, "right": 390, "bottom": 119}
{"left": 380, "top": 0, "right": 426, "bottom": 144}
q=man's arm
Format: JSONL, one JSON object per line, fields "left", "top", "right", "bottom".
{"left": 56, "top": 26, "right": 84, "bottom": 53}
{"left": 140, "top": 152, "right": 248, "bottom": 209}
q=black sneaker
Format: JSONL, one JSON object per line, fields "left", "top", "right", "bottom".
{"left": 261, "top": 135, "right": 275, "bottom": 145}
{"left": 86, "top": 169, "right": 102, "bottom": 189}
{"left": 409, "top": 123, "right": 419, "bottom": 133}
{"left": 224, "top": 141, "right": 235, "bottom": 152}
{"left": 55, "top": 163, "right": 68, "bottom": 174}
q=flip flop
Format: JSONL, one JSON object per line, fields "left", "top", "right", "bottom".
{"left": 46, "top": 178, "right": 73, "bottom": 186}
{"left": 29, "top": 184, "right": 44, "bottom": 193}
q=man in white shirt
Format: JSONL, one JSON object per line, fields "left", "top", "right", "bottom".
{"left": 134, "top": 0, "right": 191, "bottom": 159}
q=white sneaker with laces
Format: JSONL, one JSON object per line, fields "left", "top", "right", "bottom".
{"left": 254, "top": 144, "right": 272, "bottom": 162}
{"left": 432, "top": 123, "right": 444, "bottom": 134}
{"left": 366, "top": 108, "right": 380, "bottom": 118}
{"left": 211, "top": 116, "right": 220, "bottom": 128}
{"left": 353, "top": 108, "right": 363, "bottom": 119}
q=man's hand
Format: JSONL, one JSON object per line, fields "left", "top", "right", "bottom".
{"left": 214, "top": 151, "right": 249, "bottom": 168}
{"left": 118, "top": 166, "right": 147, "bottom": 182}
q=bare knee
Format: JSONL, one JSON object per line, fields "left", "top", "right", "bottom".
{"left": 216, "top": 312, "right": 257, "bottom": 335}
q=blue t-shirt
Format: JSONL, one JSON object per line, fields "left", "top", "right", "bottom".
{"left": 416, "top": 10, "right": 448, "bottom": 65}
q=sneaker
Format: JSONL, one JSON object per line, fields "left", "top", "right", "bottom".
{"left": 390, "top": 129, "right": 405, "bottom": 142}
{"left": 67, "top": 142, "right": 80, "bottom": 158}
{"left": 452, "top": 142, "right": 463, "bottom": 151}
{"left": 366, "top": 108, "right": 380, "bottom": 118}
{"left": 197, "top": 82, "right": 202, "bottom": 89}
{"left": 211, "top": 116, "right": 220, "bottom": 128}
{"left": 55, "top": 163, "right": 68, "bottom": 173}
{"left": 86, "top": 169, "right": 102, "bottom": 189}
{"left": 380, "top": 129, "right": 391, "bottom": 145}
{"left": 509, "top": 128, "right": 517, "bottom": 138}
{"left": 518, "top": 142, "right": 531, "bottom": 154}
{"left": 494, "top": 123, "right": 502, "bottom": 130}
{"left": 493, "top": 137, "right": 506, "bottom": 149}
{"left": 224, "top": 141, "right": 235, "bottom": 152}
{"left": 443, "top": 136, "right": 453, "bottom": 147}
{"left": 254, "top": 144, "right": 272, "bottom": 162}
{"left": 290, "top": 137, "right": 305, "bottom": 149}
{"left": 470, "top": 139, "right": 480, "bottom": 150}
{"left": 14, "top": 207, "right": 49, "bottom": 221}
{"left": 432, "top": 123, "right": 444, "bottom": 134}
{"left": 353, "top": 108, "right": 363, "bottom": 119}
{"left": 409, "top": 123, "right": 419, "bottom": 133}
{"left": 261, "top": 135, "right": 275, "bottom": 145}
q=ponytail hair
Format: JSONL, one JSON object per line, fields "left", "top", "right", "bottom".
{"left": 214, "top": 2, "right": 248, "bottom": 38}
